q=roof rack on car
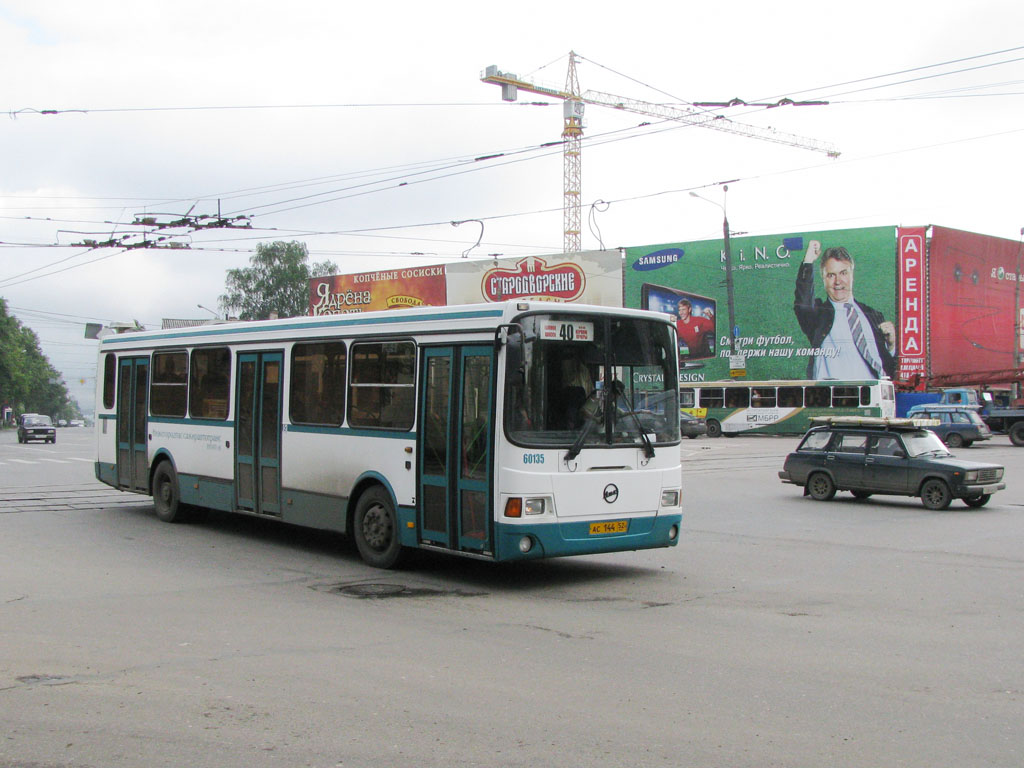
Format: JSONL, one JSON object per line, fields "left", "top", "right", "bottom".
{"left": 808, "top": 416, "right": 940, "bottom": 428}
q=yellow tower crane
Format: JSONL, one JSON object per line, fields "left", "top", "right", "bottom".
{"left": 482, "top": 51, "right": 840, "bottom": 253}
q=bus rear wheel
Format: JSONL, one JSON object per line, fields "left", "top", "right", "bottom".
{"left": 353, "top": 486, "right": 406, "bottom": 569}
{"left": 705, "top": 419, "right": 722, "bottom": 438}
{"left": 152, "top": 461, "right": 188, "bottom": 523}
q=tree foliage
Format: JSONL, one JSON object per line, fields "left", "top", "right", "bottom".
{"left": 0, "top": 298, "right": 79, "bottom": 420}
{"left": 218, "top": 241, "right": 338, "bottom": 321}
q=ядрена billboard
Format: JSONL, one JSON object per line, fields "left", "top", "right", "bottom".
{"left": 927, "top": 226, "right": 1021, "bottom": 378}
{"left": 309, "top": 266, "right": 448, "bottom": 315}
{"left": 625, "top": 227, "right": 898, "bottom": 382}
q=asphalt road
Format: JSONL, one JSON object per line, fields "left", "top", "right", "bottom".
{"left": 1, "top": 428, "right": 1022, "bottom": 768}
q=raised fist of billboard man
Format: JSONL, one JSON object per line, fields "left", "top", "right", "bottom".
{"left": 803, "top": 239, "right": 822, "bottom": 264}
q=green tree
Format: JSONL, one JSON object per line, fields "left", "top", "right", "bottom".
{"left": 0, "top": 298, "right": 75, "bottom": 420}
{"left": 219, "top": 241, "right": 337, "bottom": 321}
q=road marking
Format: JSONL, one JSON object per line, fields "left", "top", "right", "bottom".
{"left": 40, "top": 459, "right": 72, "bottom": 463}
{"left": 69, "top": 457, "right": 94, "bottom": 462}
{"left": 8, "top": 459, "right": 35, "bottom": 464}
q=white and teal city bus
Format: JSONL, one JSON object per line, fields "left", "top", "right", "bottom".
{"left": 681, "top": 378, "right": 896, "bottom": 437}
{"left": 95, "top": 302, "right": 682, "bottom": 568}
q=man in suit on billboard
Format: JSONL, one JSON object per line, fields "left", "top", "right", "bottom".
{"left": 794, "top": 240, "right": 896, "bottom": 380}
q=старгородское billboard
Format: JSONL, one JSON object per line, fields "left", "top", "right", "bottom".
{"left": 625, "top": 226, "right": 898, "bottom": 383}
{"left": 309, "top": 250, "right": 623, "bottom": 315}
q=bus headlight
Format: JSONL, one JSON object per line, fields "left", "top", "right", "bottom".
{"left": 661, "top": 489, "right": 680, "bottom": 507}
{"left": 524, "top": 497, "right": 547, "bottom": 515}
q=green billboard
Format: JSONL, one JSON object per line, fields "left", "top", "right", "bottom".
{"left": 625, "top": 226, "right": 897, "bottom": 383}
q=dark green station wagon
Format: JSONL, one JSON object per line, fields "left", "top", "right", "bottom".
{"left": 778, "top": 417, "right": 1005, "bottom": 510}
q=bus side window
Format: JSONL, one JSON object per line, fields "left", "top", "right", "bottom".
{"left": 102, "top": 353, "right": 117, "bottom": 409}
{"left": 805, "top": 387, "right": 830, "bottom": 408}
{"left": 724, "top": 387, "right": 749, "bottom": 408}
{"left": 778, "top": 387, "right": 803, "bottom": 408}
{"left": 289, "top": 341, "right": 346, "bottom": 426}
{"left": 349, "top": 341, "right": 415, "bottom": 430}
{"left": 190, "top": 347, "right": 231, "bottom": 420}
{"left": 151, "top": 350, "right": 188, "bottom": 418}
{"left": 751, "top": 387, "right": 776, "bottom": 408}
{"left": 700, "top": 388, "right": 724, "bottom": 409}
{"left": 679, "top": 388, "right": 696, "bottom": 409}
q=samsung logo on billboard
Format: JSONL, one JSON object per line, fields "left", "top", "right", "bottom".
{"left": 632, "top": 248, "right": 683, "bottom": 271}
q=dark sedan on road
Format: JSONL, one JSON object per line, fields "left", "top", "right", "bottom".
{"left": 680, "top": 411, "right": 707, "bottom": 439}
{"left": 778, "top": 417, "right": 1005, "bottom": 510}
{"left": 18, "top": 414, "right": 57, "bottom": 444}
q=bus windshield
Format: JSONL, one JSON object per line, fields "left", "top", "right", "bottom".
{"left": 505, "top": 313, "right": 679, "bottom": 448}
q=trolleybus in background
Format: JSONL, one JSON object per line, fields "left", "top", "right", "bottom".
{"left": 95, "top": 302, "right": 682, "bottom": 568}
{"left": 680, "top": 378, "right": 895, "bottom": 438}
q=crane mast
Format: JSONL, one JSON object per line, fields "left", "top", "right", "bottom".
{"left": 482, "top": 53, "right": 840, "bottom": 252}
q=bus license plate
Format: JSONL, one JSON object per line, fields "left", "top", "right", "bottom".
{"left": 589, "top": 520, "right": 628, "bottom": 535}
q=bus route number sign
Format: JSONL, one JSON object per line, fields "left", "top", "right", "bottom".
{"left": 541, "top": 320, "right": 594, "bottom": 342}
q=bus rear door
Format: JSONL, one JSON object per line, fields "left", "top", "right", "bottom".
{"left": 235, "top": 351, "right": 283, "bottom": 516}
{"left": 116, "top": 356, "right": 149, "bottom": 493}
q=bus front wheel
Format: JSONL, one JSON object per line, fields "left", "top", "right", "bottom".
{"left": 353, "top": 486, "right": 406, "bottom": 569}
{"left": 706, "top": 419, "right": 723, "bottom": 438}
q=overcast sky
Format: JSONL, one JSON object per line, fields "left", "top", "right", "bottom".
{"left": 2, "top": 0, "right": 1023, "bottom": 412}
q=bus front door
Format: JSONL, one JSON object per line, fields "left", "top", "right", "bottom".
{"left": 235, "top": 351, "right": 283, "bottom": 517}
{"left": 116, "top": 356, "right": 149, "bottom": 493}
{"left": 419, "top": 346, "right": 494, "bottom": 555}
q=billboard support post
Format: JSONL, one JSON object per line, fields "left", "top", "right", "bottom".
{"left": 723, "top": 207, "right": 736, "bottom": 355}
{"left": 690, "top": 186, "right": 736, "bottom": 354}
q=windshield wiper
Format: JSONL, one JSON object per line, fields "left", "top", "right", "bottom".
{"left": 613, "top": 381, "right": 655, "bottom": 459}
{"left": 565, "top": 392, "right": 603, "bottom": 462}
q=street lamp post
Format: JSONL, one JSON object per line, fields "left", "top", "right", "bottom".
{"left": 197, "top": 304, "right": 220, "bottom": 320}
{"left": 690, "top": 186, "right": 736, "bottom": 355}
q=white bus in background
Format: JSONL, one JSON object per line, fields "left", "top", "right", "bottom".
{"left": 94, "top": 302, "right": 682, "bottom": 568}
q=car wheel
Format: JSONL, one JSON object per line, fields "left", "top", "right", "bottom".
{"left": 963, "top": 494, "right": 991, "bottom": 508}
{"left": 1010, "top": 422, "right": 1024, "bottom": 447}
{"left": 945, "top": 433, "right": 964, "bottom": 448}
{"left": 687, "top": 434, "right": 699, "bottom": 440}
{"left": 962, "top": 440, "right": 973, "bottom": 447}
{"left": 807, "top": 472, "right": 836, "bottom": 501}
{"left": 851, "top": 490, "right": 872, "bottom": 500}
{"left": 705, "top": 419, "right": 722, "bottom": 438}
{"left": 353, "top": 486, "right": 406, "bottom": 569}
{"left": 152, "top": 461, "right": 188, "bottom": 523}
{"left": 920, "top": 478, "right": 952, "bottom": 510}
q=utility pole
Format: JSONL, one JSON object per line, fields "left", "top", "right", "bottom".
{"left": 690, "top": 186, "right": 736, "bottom": 355}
